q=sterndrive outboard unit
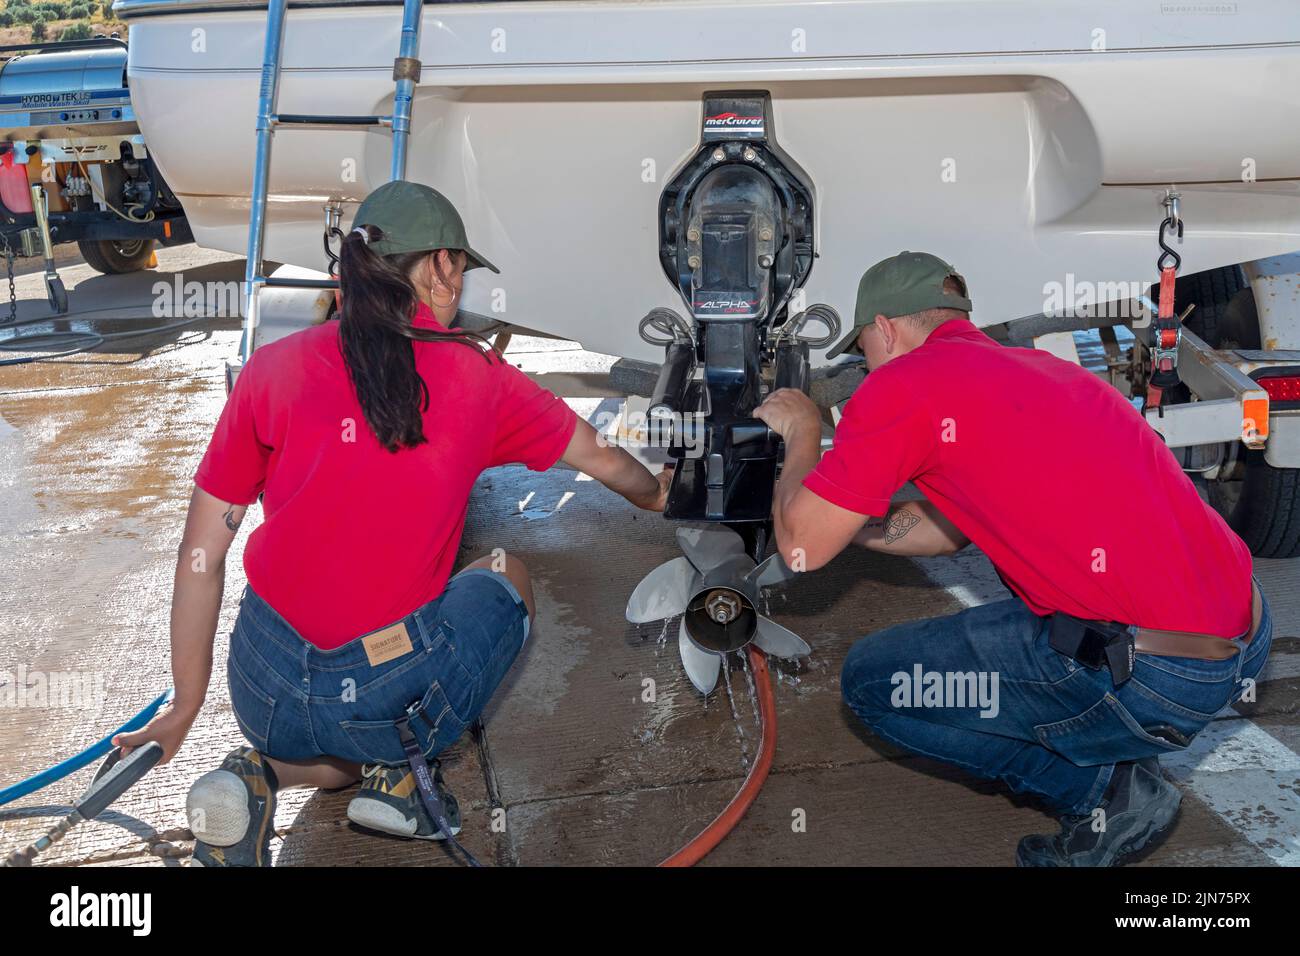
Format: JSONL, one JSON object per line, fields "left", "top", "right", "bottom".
{"left": 645, "top": 91, "right": 838, "bottom": 531}
{"left": 626, "top": 92, "right": 838, "bottom": 696}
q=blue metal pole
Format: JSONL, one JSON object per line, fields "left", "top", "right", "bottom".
{"left": 242, "top": 0, "right": 289, "bottom": 364}
{"left": 390, "top": 0, "right": 424, "bottom": 182}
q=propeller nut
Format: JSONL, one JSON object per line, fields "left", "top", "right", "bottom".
{"left": 704, "top": 589, "right": 742, "bottom": 625}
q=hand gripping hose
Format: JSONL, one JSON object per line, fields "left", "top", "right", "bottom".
{"left": 0, "top": 689, "right": 173, "bottom": 807}
{"left": 660, "top": 646, "right": 776, "bottom": 867}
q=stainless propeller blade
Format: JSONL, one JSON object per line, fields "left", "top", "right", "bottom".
{"left": 751, "top": 615, "right": 812, "bottom": 659}
{"left": 745, "top": 551, "right": 797, "bottom": 591}
{"left": 627, "top": 523, "right": 808, "bottom": 695}
{"left": 678, "top": 618, "right": 722, "bottom": 694}
{"left": 625, "top": 556, "right": 698, "bottom": 624}
{"left": 676, "top": 525, "right": 746, "bottom": 573}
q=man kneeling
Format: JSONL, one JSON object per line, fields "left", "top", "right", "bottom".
{"left": 755, "top": 251, "right": 1270, "bottom": 867}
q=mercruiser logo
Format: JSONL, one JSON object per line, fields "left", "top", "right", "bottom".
{"left": 704, "top": 112, "right": 763, "bottom": 130}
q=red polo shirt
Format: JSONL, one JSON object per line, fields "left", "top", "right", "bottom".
{"left": 195, "top": 304, "right": 577, "bottom": 649}
{"left": 805, "top": 319, "right": 1253, "bottom": 637}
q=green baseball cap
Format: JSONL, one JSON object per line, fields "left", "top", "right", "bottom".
{"left": 825, "top": 251, "right": 971, "bottom": 358}
{"left": 349, "top": 180, "right": 499, "bottom": 273}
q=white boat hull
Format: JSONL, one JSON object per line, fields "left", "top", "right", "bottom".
{"left": 118, "top": 0, "right": 1300, "bottom": 361}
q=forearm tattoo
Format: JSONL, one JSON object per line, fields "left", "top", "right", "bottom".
{"left": 223, "top": 506, "right": 242, "bottom": 533}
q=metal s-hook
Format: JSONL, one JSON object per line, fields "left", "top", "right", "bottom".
{"left": 1157, "top": 216, "right": 1183, "bottom": 273}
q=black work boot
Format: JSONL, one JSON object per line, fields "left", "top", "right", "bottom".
{"left": 1016, "top": 758, "right": 1182, "bottom": 867}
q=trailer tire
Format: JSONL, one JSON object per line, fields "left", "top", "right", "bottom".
{"left": 78, "top": 238, "right": 156, "bottom": 275}
{"left": 1171, "top": 266, "right": 1300, "bottom": 558}
{"left": 1211, "top": 452, "right": 1300, "bottom": 559}
{"left": 1218, "top": 287, "right": 1262, "bottom": 350}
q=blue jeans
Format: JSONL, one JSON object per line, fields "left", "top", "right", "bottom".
{"left": 227, "top": 568, "right": 529, "bottom": 766}
{"left": 841, "top": 588, "right": 1271, "bottom": 816}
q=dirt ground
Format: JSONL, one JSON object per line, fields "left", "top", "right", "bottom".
{"left": 0, "top": 244, "right": 1296, "bottom": 867}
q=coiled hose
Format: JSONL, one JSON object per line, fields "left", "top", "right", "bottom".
{"left": 0, "top": 309, "right": 217, "bottom": 366}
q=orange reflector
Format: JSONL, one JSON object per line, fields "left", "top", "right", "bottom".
{"left": 1243, "top": 396, "right": 1269, "bottom": 446}
{"left": 163, "top": 221, "right": 171, "bottom": 238}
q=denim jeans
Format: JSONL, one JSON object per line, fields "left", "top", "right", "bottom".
{"left": 227, "top": 568, "right": 530, "bottom": 766}
{"left": 841, "top": 587, "right": 1271, "bottom": 815}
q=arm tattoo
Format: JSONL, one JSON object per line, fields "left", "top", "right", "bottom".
{"left": 881, "top": 506, "right": 921, "bottom": 544}
{"left": 223, "top": 506, "right": 242, "bottom": 533}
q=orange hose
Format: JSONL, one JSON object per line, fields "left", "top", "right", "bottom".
{"left": 659, "top": 645, "right": 776, "bottom": 867}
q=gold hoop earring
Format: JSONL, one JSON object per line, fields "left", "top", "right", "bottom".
{"left": 430, "top": 283, "right": 458, "bottom": 308}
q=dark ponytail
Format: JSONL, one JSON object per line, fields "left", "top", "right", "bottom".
{"left": 335, "top": 224, "right": 495, "bottom": 453}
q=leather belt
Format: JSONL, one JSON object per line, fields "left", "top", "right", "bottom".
{"left": 1133, "top": 582, "right": 1262, "bottom": 662}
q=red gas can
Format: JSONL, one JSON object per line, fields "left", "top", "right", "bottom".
{"left": 0, "top": 152, "right": 34, "bottom": 214}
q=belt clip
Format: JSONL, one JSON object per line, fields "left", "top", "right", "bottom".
{"left": 1104, "top": 629, "right": 1136, "bottom": 687}
{"left": 394, "top": 702, "right": 424, "bottom": 751}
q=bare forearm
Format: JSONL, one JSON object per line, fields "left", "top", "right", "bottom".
{"left": 563, "top": 420, "right": 662, "bottom": 508}
{"left": 591, "top": 443, "right": 659, "bottom": 504}
{"left": 771, "top": 425, "right": 822, "bottom": 559}
{"left": 167, "top": 490, "right": 243, "bottom": 719}
{"left": 854, "top": 500, "right": 968, "bottom": 557}
{"left": 169, "top": 550, "right": 223, "bottom": 718}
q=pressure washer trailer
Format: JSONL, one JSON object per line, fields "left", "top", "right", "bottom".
{"left": 0, "top": 37, "right": 191, "bottom": 313}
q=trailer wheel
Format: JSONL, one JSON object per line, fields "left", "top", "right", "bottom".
{"left": 1172, "top": 266, "right": 1300, "bottom": 557}
{"left": 1174, "top": 265, "right": 1247, "bottom": 346}
{"left": 77, "top": 238, "right": 156, "bottom": 275}
{"left": 1210, "top": 453, "right": 1300, "bottom": 558}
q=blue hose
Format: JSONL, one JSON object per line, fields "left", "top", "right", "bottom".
{"left": 0, "top": 689, "right": 174, "bottom": 807}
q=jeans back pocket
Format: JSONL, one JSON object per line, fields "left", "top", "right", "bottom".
{"left": 1035, "top": 692, "right": 1188, "bottom": 767}
{"left": 338, "top": 679, "right": 465, "bottom": 766}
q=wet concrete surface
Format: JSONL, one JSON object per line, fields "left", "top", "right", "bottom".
{"left": 0, "top": 246, "right": 1296, "bottom": 867}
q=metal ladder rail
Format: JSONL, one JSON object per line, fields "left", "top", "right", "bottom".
{"left": 240, "top": 0, "right": 425, "bottom": 365}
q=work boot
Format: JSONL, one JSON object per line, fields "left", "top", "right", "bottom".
{"left": 186, "top": 747, "right": 278, "bottom": 867}
{"left": 347, "top": 760, "right": 462, "bottom": 840}
{"left": 1016, "top": 758, "right": 1182, "bottom": 867}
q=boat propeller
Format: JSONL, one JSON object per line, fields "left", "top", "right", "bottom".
{"left": 626, "top": 525, "right": 809, "bottom": 694}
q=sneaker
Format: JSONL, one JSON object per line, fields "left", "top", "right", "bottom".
{"left": 186, "top": 747, "right": 278, "bottom": 867}
{"left": 347, "top": 761, "right": 462, "bottom": 840}
{"left": 1016, "top": 758, "right": 1182, "bottom": 867}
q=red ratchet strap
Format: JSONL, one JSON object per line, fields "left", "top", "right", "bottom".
{"left": 1146, "top": 265, "right": 1179, "bottom": 409}
{"left": 1146, "top": 203, "right": 1186, "bottom": 412}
